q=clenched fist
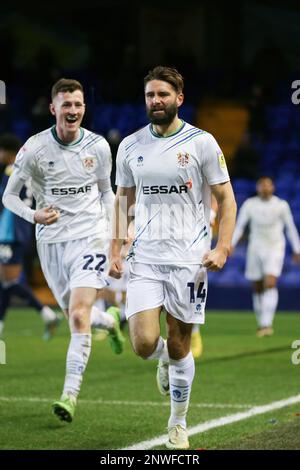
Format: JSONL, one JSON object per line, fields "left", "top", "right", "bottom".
{"left": 34, "top": 205, "right": 60, "bottom": 225}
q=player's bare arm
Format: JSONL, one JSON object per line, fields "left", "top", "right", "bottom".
{"left": 203, "top": 181, "right": 237, "bottom": 271}
{"left": 109, "top": 185, "right": 135, "bottom": 279}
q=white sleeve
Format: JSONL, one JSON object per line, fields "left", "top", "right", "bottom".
{"left": 98, "top": 183, "right": 115, "bottom": 233}
{"left": 101, "top": 188, "right": 115, "bottom": 230}
{"left": 95, "top": 138, "right": 112, "bottom": 180}
{"left": 115, "top": 140, "right": 135, "bottom": 187}
{"left": 231, "top": 201, "right": 250, "bottom": 247}
{"left": 282, "top": 202, "right": 300, "bottom": 253}
{"left": 13, "top": 137, "right": 38, "bottom": 180}
{"left": 201, "top": 133, "right": 230, "bottom": 185}
{"left": 97, "top": 177, "right": 112, "bottom": 193}
{"left": 97, "top": 179, "right": 115, "bottom": 206}
{"left": 2, "top": 170, "right": 36, "bottom": 223}
{"left": 101, "top": 189, "right": 115, "bottom": 205}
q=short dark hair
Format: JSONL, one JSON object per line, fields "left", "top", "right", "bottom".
{"left": 257, "top": 176, "right": 274, "bottom": 184}
{"left": 144, "top": 66, "right": 184, "bottom": 93}
{"left": 51, "top": 78, "right": 84, "bottom": 100}
{"left": 0, "top": 133, "right": 22, "bottom": 152}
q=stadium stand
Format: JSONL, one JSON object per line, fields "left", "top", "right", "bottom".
{"left": 2, "top": 84, "right": 299, "bottom": 310}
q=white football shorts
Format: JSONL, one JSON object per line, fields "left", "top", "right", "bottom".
{"left": 245, "top": 245, "right": 285, "bottom": 280}
{"left": 126, "top": 262, "right": 207, "bottom": 324}
{"left": 37, "top": 236, "right": 109, "bottom": 310}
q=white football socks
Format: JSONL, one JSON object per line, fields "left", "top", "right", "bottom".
{"left": 147, "top": 337, "right": 169, "bottom": 362}
{"left": 62, "top": 333, "right": 92, "bottom": 400}
{"left": 168, "top": 351, "right": 195, "bottom": 429}
{"left": 253, "top": 293, "right": 263, "bottom": 327}
{"left": 40, "top": 306, "right": 57, "bottom": 324}
{"left": 90, "top": 306, "right": 115, "bottom": 330}
{"left": 93, "top": 297, "right": 106, "bottom": 311}
{"left": 260, "top": 288, "right": 278, "bottom": 328}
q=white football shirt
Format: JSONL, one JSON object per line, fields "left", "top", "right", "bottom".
{"left": 232, "top": 195, "right": 300, "bottom": 253}
{"left": 13, "top": 126, "right": 112, "bottom": 243}
{"left": 116, "top": 121, "right": 229, "bottom": 264}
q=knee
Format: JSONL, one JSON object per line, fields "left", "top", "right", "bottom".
{"left": 254, "top": 286, "right": 264, "bottom": 294}
{"left": 265, "top": 279, "right": 277, "bottom": 289}
{"left": 253, "top": 281, "right": 264, "bottom": 294}
{"left": 70, "top": 306, "right": 90, "bottom": 331}
{"left": 132, "top": 335, "right": 158, "bottom": 359}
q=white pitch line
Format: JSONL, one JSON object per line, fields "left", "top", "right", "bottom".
{"left": 0, "top": 396, "right": 252, "bottom": 409}
{"left": 121, "top": 393, "right": 300, "bottom": 450}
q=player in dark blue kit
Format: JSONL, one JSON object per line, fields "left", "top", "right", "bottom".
{"left": 0, "top": 134, "right": 60, "bottom": 338}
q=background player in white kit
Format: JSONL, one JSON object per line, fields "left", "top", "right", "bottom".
{"left": 109, "top": 66, "right": 237, "bottom": 449}
{"left": 231, "top": 176, "right": 300, "bottom": 337}
{"left": 2, "top": 79, "right": 124, "bottom": 422}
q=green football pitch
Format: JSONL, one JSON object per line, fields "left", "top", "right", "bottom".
{"left": 0, "top": 308, "right": 300, "bottom": 450}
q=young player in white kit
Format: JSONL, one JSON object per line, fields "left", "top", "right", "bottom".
{"left": 2, "top": 79, "right": 124, "bottom": 422}
{"left": 109, "top": 66, "right": 237, "bottom": 449}
{"left": 231, "top": 176, "right": 300, "bottom": 336}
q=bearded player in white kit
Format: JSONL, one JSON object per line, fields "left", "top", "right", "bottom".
{"left": 231, "top": 176, "right": 300, "bottom": 337}
{"left": 109, "top": 66, "right": 237, "bottom": 449}
{"left": 2, "top": 78, "right": 124, "bottom": 422}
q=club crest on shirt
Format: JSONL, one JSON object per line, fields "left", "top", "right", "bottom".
{"left": 81, "top": 156, "right": 97, "bottom": 173}
{"left": 177, "top": 152, "right": 190, "bottom": 168}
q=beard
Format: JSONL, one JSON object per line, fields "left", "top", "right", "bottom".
{"left": 147, "top": 103, "right": 178, "bottom": 125}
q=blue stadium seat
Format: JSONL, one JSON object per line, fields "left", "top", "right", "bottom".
{"left": 234, "top": 192, "right": 250, "bottom": 208}
{"left": 290, "top": 199, "right": 300, "bottom": 211}
{"left": 232, "top": 179, "right": 255, "bottom": 193}
{"left": 278, "top": 271, "right": 300, "bottom": 287}
{"left": 292, "top": 180, "right": 300, "bottom": 192}
{"left": 275, "top": 179, "right": 293, "bottom": 192}
{"left": 266, "top": 105, "right": 292, "bottom": 131}
{"left": 291, "top": 210, "right": 300, "bottom": 230}
{"left": 211, "top": 269, "right": 246, "bottom": 287}
{"left": 227, "top": 257, "right": 245, "bottom": 269}
{"left": 12, "top": 118, "right": 31, "bottom": 141}
{"left": 180, "top": 104, "right": 196, "bottom": 123}
{"left": 276, "top": 190, "right": 292, "bottom": 201}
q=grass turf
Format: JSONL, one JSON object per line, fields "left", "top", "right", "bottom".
{"left": 0, "top": 308, "right": 299, "bottom": 450}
